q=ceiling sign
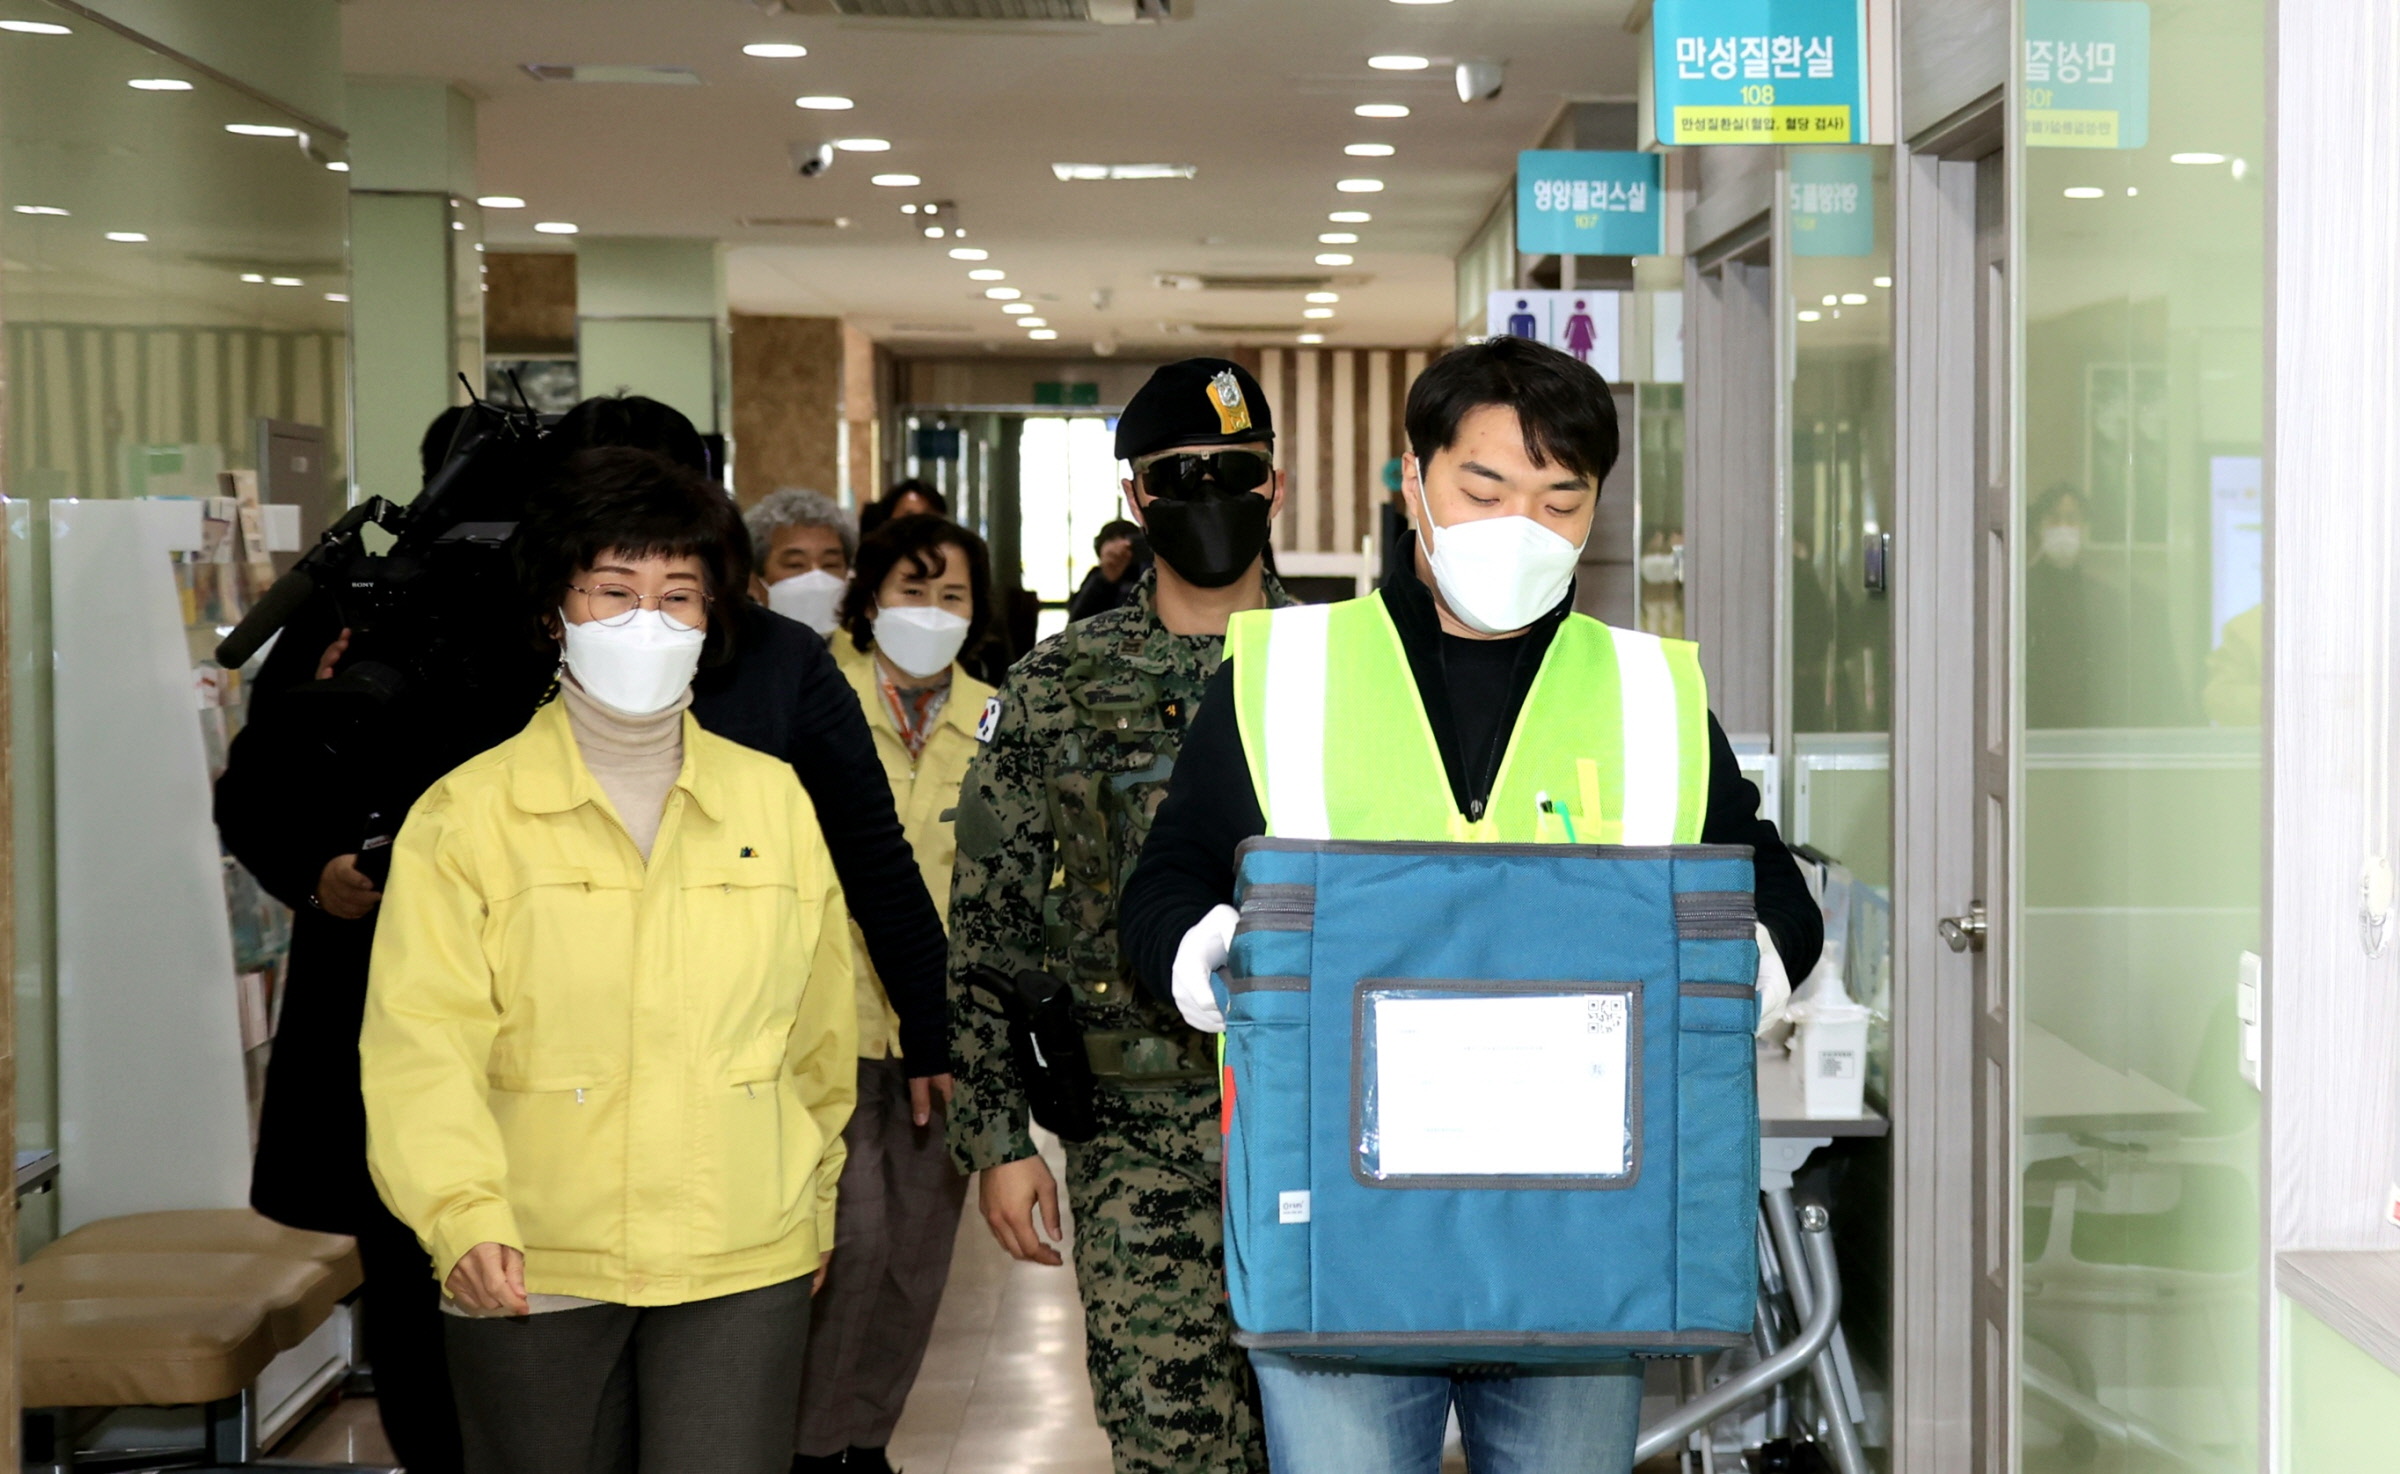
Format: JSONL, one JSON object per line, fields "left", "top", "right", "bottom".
{"left": 1515, "top": 151, "right": 1664, "bottom": 258}
{"left": 1651, "top": 0, "right": 1869, "bottom": 146}
{"left": 1486, "top": 291, "right": 1623, "bottom": 378}
{"left": 2025, "top": 0, "right": 2151, "bottom": 149}
{"left": 1788, "top": 151, "right": 1875, "bottom": 257}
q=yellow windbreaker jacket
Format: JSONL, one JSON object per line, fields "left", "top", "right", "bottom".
{"left": 361, "top": 699, "right": 857, "bottom": 1306}
{"left": 837, "top": 640, "right": 995, "bottom": 1059}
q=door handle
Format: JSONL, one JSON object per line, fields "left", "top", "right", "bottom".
{"left": 1939, "top": 903, "right": 1989, "bottom": 953}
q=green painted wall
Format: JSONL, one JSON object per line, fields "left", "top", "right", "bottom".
{"left": 577, "top": 238, "right": 727, "bottom": 434}
{"left": 76, "top": 0, "right": 343, "bottom": 126}
{"left": 350, "top": 193, "right": 455, "bottom": 504}
{"left": 2283, "top": 1298, "right": 2400, "bottom": 1464}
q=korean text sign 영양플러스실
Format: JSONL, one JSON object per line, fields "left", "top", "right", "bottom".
{"left": 2024, "top": 0, "right": 2151, "bottom": 149}
{"left": 1652, "top": 0, "right": 1869, "bottom": 146}
{"left": 1516, "top": 151, "right": 1663, "bottom": 258}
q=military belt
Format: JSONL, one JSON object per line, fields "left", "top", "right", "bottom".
{"left": 1083, "top": 1027, "right": 1217, "bottom": 1087}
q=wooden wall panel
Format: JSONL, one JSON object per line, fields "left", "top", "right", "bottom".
{"left": 730, "top": 313, "right": 842, "bottom": 509}
{"left": 483, "top": 252, "right": 577, "bottom": 357}
{"left": 1253, "top": 346, "right": 1426, "bottom": 560}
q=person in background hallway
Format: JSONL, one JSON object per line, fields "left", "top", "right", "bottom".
{"left": 859, "top": 477, "right": 948, "bottom": 540}
{"left": 363, "top": 448, "right": 857, "bottom": 1474}
{"left": 2022, "top": 483, "right": 2200, "bottom": 729}
{"left": 1120, "top": 338, "right": 1818, "bottom": 1473}
{"left": 750, "top": 487, "right": 857, "bottom": 637}
{"left": 793, "top": 516, "right": 995, "bottom": 1474}
{"left": 1066, "top": 519, "right": 1149, "bottom": 622}
{"left": 946, "top": 358, "right": 1288, "bottom": 1474}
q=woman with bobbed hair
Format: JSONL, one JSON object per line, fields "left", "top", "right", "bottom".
{"left": 362, "top": 447, "right": 857, "bottom": 1474}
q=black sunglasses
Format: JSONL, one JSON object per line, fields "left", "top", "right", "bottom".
{"left": 1134, "top": 448, "right": 1274, "bottom": 501}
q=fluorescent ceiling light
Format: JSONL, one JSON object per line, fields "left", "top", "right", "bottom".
{"left": 1298, "top": 332, "right": 1326, "bottom": 344}
{"left": 1329, "top": 210, "right": 1372, "bottom": 223}
{"left": 1336, "top": 178, "right": 1385, "bottom": 193}
{"left": 1050, "top": 162, "right": 1197, "bottom": 181}
{"left": 1002, "top": 303, "right": 1035, "bottom": 314}
{"left": 743, "top": 42, "right": 808, "bottom": 58}
{"left": 1872, "top": 276, "right": 1892, "bottom": 288}
{"left": 968, "top": 268, "right": 1006, "bottom": 280}
{"left": 451, "top": 220, "right": 465, "bottom": 230}
{"left": 1303, "top": 308, "right": 1335, "bottom": 319}
{"left": 1797, "top": 310, "right": 1822, "bottom": 322}
{"left": 1028, "top": 329, "right": 1059, "bottom": 340}
{"left": 1840, "top": 293, "right": 1868, "bottom": 305}
{"left": 325, "top": 293, "right": 349, "bottom": 302}
{"left": 795, "top": 95, "right": 854, "bottom": 110}
{"left": 871, "top": 173, "right": 920, "bottom": 187}
{"left": 1315, "top": 253, "right": 1355, "bottom": 266}
{"left": 1391, "top": 0, "right": 1454, "bottom": 5}
{"left": 923, "top": 225, "right": 945, "bottom": 238}
{"left": 525, "top": 64, "right": 697, "bottom": 84}
{"left": 226, "top": 123, "right": 299, "bottom": 137}
{"left": 1368, "top": 54, "right": 1431, "bottom": 70}
{"left": 835, "top": 137, "right": 891, "bottom": 152}
{"left": 533, "top": 220, "right": 579, "bottom": 234}
{"left": 985, "top": 286, "right": 1022, "bottom": 300}
{"left": 1319, "top": 232, "right": 1358, "bottom": 244}
{"left": 1345, "top": 143, "right": 1395, "bottom": 157}
{"left": 128, "top": 78, "right": 192, "bottom": 91}
{"left": 105, "top": 231, "right": 148, "bottom": 242}
{"left": 0, "top": 19, "right": 72, "bottom": 33}
{"left": 1019, "top": 318, "right": 1048, "bottom": 328}
{"left": 2170, "top": 152, "right": 2226, "bottom": 166}
{"left": 270, "top": 276, "right": 303, "bottom": 287}
{"left": 12, "top": 204, "right": 69, "bottom": 216}
{"left": 326, "top": 160, "right": 350, "bottom": 172}
{"left": 2062, "top": 186, "right": 2104, "bottom": 199}
{"left": 1820, "top": 294, "right": 1837, "bottom": 306}
{"left": 949, "top": 247, "right": 990, "bottom": 261}
{"left": 478, "top": 195, "right": 527, "bottom": 209}
{"left": 1305, "top": 291, "right": 1340, "bottom": 303}
{"left": 240, "top": 272, "right": 265, "bottom": 283}
{"left": 1355, "top": 103, "right": 1410, "bottom": 118}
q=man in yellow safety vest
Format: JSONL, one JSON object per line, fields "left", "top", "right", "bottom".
{"left": 1120, "top": 335, "right": 1822, "bottom": 1474}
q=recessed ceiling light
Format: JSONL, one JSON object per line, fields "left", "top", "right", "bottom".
{"left": 12, "top": 204, "right": 69, "bottom": 216}
{"left": 1019, "top": 318, "right": 1049, "bottom": 328}
{"left": 835, "top": 138, "right": 891, "bottom": 152}
{"left": 1873, "top": 276, "right": 1892, "bottom": 288}
{"left": 1298, "top": 332, "right": 1327, "bottom": 344}
{"left": 949, "top": 247, "right": 990, "bottom": 261}
{"left": 1305, "top": 291, "right": 1340, "bottom": 304}
{"left": 968, "top": 268, "right": 1006, "bottom": 280}
{"left": 1345, "top": 143, "right": 1395, "bottom": 157}
{"left": 451, "top": 220, "right": 465, "bottom": 230}
{"left": 1368, "top": 54, "right": 1431, "bottom": 70}
{"left": 2125, "top": 186, "right": 2139, "bottom": 197}
{"left": 270, "top": 276, "right": 304, "bottom": 287}
{"left": 1821, "top": 294, "right": 1838, "bottom": 306}
{"left": 1840, "top": 293, "right": 1868, "bottom": 305}
{"left": 1315, "top": 253, "right": 1355, "bottom": 266}
{"left": 1319, "top": 232, "right": 1358, "bottom": 244}
{"left": 225, "top": 123, "right": 299, "bottom": 137}
{"left": 1050, "top": 163, "right": 1198, "bottom": 181}
{"left": 743, "top": 42, "right": 808, "bottom": 58}
{"left": 2170, "top": 152, "right": 2227, "bottom": 166}
{"left": 923, "top": 225, "right": 945, "bottom": 238}
{"left": 1329, "top": 210, "right": 1372, "bottom": 224}
{"left": 128, "top": 78, "right": 192, "bottom": 91}
{"left": 1028, "top": 328, "right": 1059, "bottom": 340}
{"left": 239, "top": 272, "right": 265, "bottom": 283}
{"left": 104, "top": 231, "right": 148, "bottom": 242}
{"left": 325, "top": 292, "right": 349, "bottom": 302}
{"left": 0, "top": 19, "right": 72, "bottom": 33}
{"left": 902, "top": 204, "right": 919, "bottom": 214}
{"left": 2063, "top": 186, "right": 2104, "bottom": 199}
{"left": 326, "top": 160, "right": 350, "bottom": 172}
{"left": 1355, "top": 103, "right": 1410, "bottom": 119}
{"left": 1002, "top": 302, "right": 1036, "bottom": 314}
{"left": 1336, "top": 178, "right": 1385, "bottom": 193}
{"left": 478, "top": 195, "right": 526, "bottom": 209}
{"left": 871, "top": 173, "right": 921, "bottom": 187}
{"left": 1304, "top": 307, "right": 1336, "bottom": 319}
{"left": 1798, "top": 310, "right": 1822, "bottom": 322}
{"left": 795, "top": 95, "right": 854, "bottom": 110}
{"left": 985, "top": 286, "right": 1022, "bottom": 299}
{"left": 534, "top": 220, "right": 579, "bottom": 234}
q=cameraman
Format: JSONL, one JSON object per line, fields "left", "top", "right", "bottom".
{"left": 217, "top": 398, "right": 952, "bottom": 1470}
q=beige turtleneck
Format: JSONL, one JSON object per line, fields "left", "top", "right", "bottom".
{"left": 559, "top": 676, "right": 690, "bottom": 861}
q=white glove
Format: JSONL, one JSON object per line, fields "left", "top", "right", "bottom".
{"left": 1755, "top": 921, "right": 1791, "bottom": 1035}
{"left": 1173, "top": 904, "right": 1240, "bottom": 1034}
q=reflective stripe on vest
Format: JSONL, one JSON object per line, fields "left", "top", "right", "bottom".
{"left": 1229, "top": 593, "right": 1712, "bottom": 845}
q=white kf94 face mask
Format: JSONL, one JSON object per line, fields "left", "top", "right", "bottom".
{"left": 1412, "top": 471, "right": 1587, "bottom": 635}
{"left": 559, "top": 607, "right": 705, "bottom": 715}
{"left": 873, "top": 605, "right": 971, "bottom": 679}
{"left": 767, "top": 568, "right": 848, "bottom": 635}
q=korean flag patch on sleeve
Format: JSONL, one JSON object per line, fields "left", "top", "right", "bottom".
{"left": 976, "top": 695, "right": 1004, "bottom": 743}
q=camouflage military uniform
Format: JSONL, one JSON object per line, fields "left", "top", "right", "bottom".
{"left": 947, "top": 569, "right": 1290, "bottom": 1474}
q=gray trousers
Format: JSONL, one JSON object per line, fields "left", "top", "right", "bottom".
{"left": 795, "top": 1056, "right": 971, "bottom": 1455}
{"left": 445, "top": 1276, "right": 812, "bottom": 1474}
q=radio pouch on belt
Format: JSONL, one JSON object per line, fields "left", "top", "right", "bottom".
{"left": 963, "top": 965, "right": 1101, "bottom": 1144}
{"left": 1219, "top": 837, "right": 1762, "bottom": 1365}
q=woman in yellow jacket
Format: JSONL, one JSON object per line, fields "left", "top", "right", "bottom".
{"left": 793, "top": 514, "right": 995, "bottom": 1474}
{"left": 362, "top": 448, "right": 856, "bottom": 1474}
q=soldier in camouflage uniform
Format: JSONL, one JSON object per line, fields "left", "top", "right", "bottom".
{"left": 946, "top": 359, "right": 1293, "bottom": 1474}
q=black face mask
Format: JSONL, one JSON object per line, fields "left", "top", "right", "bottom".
{"left": 1138, "top": 488, "right": 1272, "bottom": 589}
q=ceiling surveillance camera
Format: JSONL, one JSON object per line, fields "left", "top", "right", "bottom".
{"left": 790, "top": 141, "right": 835, "bottom": 178}
{"left": 1455, "top": 58, "right": 1505, "bottom": 103}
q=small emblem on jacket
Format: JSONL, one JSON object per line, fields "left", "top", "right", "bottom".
{"left": 976, "top": 695, "right": 1004, "bottom": 743}
{"left": 1207, "top": 368, "right": 1252, "bottom": 435}
{"left": 740, "top": 846, "right": 757, "bottom": 858}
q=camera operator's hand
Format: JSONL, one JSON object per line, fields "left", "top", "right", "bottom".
{"left": 314, "top": 854, "right": 382, "bottom": 920}
{"left": 314, "top": 628, "right": 352, "bottom": 681}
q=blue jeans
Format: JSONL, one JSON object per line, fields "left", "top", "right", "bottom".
{"left": 1251, "top": 1352, "right": 1643, "bottom": 1474}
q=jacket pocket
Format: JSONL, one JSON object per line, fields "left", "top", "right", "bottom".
{"left": 700, "top": 1065, "right": 824, "bottom": 1256}
{"left": 485, "top": 1077, "right": 623, "bottom": 1255}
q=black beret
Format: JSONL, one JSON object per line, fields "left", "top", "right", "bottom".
{"left": 1114, "top": 358, "right": 1275, "bottom": 461}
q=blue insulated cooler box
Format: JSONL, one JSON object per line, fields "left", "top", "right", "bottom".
{"left": 1219, "top": 838, "right": 1761, "bottom": 1365}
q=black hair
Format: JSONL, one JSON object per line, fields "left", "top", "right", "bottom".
{"left": 1404, "top": 336, "right": 1620, "bottom": 485}
{"left": 859, "top": 478, "right": 951, "bottom": 539}
{"left": 419, "top": 404, "right": 472, "bottom": 485}
{"left": 1092, "top": 519, "right": 1141, "bottom": 556}
{"left": 516, "top": 447, "right": 747, "bottom": 668}
{"left": 550, "top": 395, "right": 711, "bottom": 477}
{"left": 838, "top": 515, "right": 993, "bottom": 658}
